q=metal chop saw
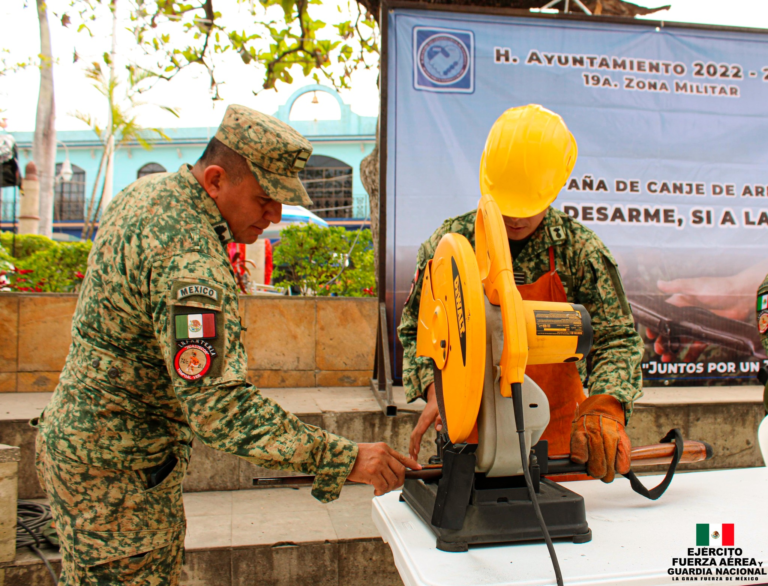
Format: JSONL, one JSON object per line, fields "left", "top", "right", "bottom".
{"left": 400, "top": 194, "right": 711, "bottom": 569}
{"left": 401, "top": 193, "right": 593, "bottom": 558}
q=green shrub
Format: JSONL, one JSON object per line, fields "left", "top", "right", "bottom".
{"left": 0, "top": 233, "right": 57, "bottom": 259}
{"left": 273, "top": 224, "right": 375, "bottom": 297}
{"left": 0, "top": 234, "right": 91, "bottom": 293}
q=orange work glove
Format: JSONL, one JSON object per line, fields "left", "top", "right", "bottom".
{"left": 570, "top": 394, "right": 631, "bottom": 483}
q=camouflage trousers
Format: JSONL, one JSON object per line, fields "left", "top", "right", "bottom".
{"left": 35, "top": 433, "right": 190, "bottom": 585}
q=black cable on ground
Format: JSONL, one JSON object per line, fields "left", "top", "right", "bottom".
{"left": 17, "top": 501, "right": 58, "bottom": 585}
{"left": 511, "top": 383, "right": 564, "bottom": 586}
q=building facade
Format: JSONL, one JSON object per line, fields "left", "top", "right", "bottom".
{"left": 2, "top": 85, "right": 376, "bottom": 239}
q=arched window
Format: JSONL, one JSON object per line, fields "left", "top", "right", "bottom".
{"left": 54, "top": 163, "right": 85, "bottom": 221}
{"left": 298, "top": 155, "right": 353, "bottom": 219}
{"left": 138, "top": 162, "right": 166, "bottom": 179}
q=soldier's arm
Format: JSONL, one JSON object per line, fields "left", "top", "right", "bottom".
{"left": 397, "top": 241, "right": 437, "bottom": 404}
{"left": 397, "top": 215, "right": 475, "bottom": 403}
{"left": 150, "top": 251, "right": 357, "bottom": 503}
{"left": 574, "top": 247, "right": 644, "bottom": 420}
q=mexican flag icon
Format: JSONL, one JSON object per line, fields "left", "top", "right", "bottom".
{"left": 697, "top": 523, "right": 734, "bottom": 546}
{"left": 758, "top": 293, "right": 768, "bottom": 311}
{"left": 175, "top": 314, "right": 216, "bottom": 339}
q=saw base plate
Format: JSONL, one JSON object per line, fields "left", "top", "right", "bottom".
{"left": 401, "top": 476, "right": 591, "bottom": 552}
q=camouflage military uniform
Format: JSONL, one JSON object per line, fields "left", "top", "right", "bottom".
{"left": 35, "top": 106, "right": 357, "bottom": 584}
{"left": 756, "top": 275, "right": 768, "bottom": 411}
{"left": 398, "top": 207, "right": 644, "bottom": 418}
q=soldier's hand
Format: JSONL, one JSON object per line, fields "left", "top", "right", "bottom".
{"left": 409, "top": 383, "right": 443, "bottom": 460}
{"left": 570, "top": 395, "right": 631, "bottom": 483}
{"left": 348, "top": 443, "right": 421, "bottom": 496}
{"left": 646, "top": 328, "right": 708, "bottom": 363}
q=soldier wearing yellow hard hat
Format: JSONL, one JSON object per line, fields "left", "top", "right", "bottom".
{"left": 399, "top": 104, "right": 644, "bottom": 482}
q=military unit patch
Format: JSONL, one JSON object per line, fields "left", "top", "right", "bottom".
{"left": 548, "top": 226, "right": 566, "bottom": 243}
{"left": 759, "top": 311, "right": 768, "bottom": 335}
{"left": 212, "top": 222, "right": 233, "bottom": 243}
{"left": 174, "top": 344, "right": 212, "bottom": 380}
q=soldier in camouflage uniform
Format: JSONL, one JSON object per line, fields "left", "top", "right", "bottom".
{"left": 401, "top": 105, "right": 643, "bottom": 483}
{"left": 35, "top": 105, "right": 418, "bottom": 585}
{"left": 756, "top": 276, "right": 768, "bottom": 412}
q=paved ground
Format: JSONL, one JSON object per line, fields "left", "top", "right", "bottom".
{"left": 0, "top": 385, "right": 762, "bottom": 423}
{"left": 184, "top": 484, "right": 381, "bottom": 550}
{"left": 0, "top": 386, "right": 424, "bottom": 422}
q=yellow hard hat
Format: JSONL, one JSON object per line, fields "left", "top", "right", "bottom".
{"left": 479, "top": 104, "right": 578, "bottom": 218}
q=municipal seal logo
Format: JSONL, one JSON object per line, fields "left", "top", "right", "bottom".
{"left": 414, "top": 27, "right": 474, "bottom": 93}
{"left": 174, "top": 344, "right": 211, "bottom": 380}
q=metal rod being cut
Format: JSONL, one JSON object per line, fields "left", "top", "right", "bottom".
{"left": 252, "top": 440, "right": 713, "bottom": 488}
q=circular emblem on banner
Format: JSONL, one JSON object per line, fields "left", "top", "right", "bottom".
{"left": 174, "top": 344, "right": 211, "bottom": 380}
{"left": 418, "top": 34, "right": 470, "bottom": 85}
{"left": 188, "top": 318, "right": 203, "bottom": 335}
{"left": 759, "top": 311, "right": 768, "bottom": 334}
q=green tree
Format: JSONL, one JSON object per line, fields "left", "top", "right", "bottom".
{"left": 273, "top": 224, "right": 375, "bottom": 297}
{"left": 75, "top": 60, "right": 174, "bottom": 240}
{"left": 64, "top": 0, "right": 379, "bottom": 97}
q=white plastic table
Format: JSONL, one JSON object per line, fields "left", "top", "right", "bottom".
{"left": 372, "top": 467, "right": 768, "bottom": 586}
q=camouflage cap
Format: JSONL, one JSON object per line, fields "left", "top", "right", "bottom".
{"left": 215, "top": 104, "right": 313, "bottom": 206}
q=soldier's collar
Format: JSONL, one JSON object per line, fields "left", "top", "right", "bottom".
{"left": 178, "top": 164, "right": 234, "bottom": 246}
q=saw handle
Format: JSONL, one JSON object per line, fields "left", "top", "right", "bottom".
{"left": 546, "top": 439, "right": 713, "bottom": 475}
{"left": 628, "top": 439, "right": 713, "bottom": 467}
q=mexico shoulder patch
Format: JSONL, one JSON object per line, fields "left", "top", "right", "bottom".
{"left": 171, "top": 281, "right": 223, "bottom": 307}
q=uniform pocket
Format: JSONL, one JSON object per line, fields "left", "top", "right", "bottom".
{"left": 72, "top": 525, "right": 185, "bottom": 586}
{"left": 138, "top": 446, "right": 190, "bottom": 529}
{"left": 73, "top": 526, "right": 178, "bottom": 567}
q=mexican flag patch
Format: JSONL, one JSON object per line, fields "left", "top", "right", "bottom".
{"left": 175, "top": 313, "right": 216, "bottom": 340}
{"left": 758, "top": 293, "right": 768, "bottom": 312}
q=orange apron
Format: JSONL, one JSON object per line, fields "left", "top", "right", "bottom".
{"left": 517, "top": 247, "right": 585, "bottom": 457}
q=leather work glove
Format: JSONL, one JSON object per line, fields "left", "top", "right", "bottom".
{"left": 570, "top": 394, "right": 632, "bottom": 483}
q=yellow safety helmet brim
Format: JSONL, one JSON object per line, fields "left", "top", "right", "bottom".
{"left": 479, "top": 105, "right": 578, "bottom": 218}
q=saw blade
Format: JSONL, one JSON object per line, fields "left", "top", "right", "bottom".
{"left": 428, "top": 233, "right": 486, "bottom": 445}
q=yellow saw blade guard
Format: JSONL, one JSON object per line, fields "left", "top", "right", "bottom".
{"left": 416, "top": 233, "right": 486, "bottom": 444}
{"left": 475, "top": 194, "right": 592, "bottom": 396}
{"left": 475, "top": 194, "right": 528, "bottom": 396}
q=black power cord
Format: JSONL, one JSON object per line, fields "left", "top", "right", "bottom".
{"left": 511, "top": 382, "right": 564, "bottom": 586}
{"left": 17, "top": 501, "right": 58, "bottom": 585}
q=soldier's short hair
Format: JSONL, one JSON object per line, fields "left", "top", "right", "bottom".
{"left": 198, "top": 137, "right": 250, "bottom": 185}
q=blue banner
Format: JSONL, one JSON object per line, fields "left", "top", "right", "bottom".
{"left": 386, "top": 8, "right": 768, "bottom": 384}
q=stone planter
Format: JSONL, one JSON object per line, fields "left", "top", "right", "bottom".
{"left": 0, "top": 293, "right": 377, "bottom": 392}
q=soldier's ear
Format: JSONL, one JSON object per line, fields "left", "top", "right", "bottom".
{"left": 201, "top": 165, "right": 227, "bottom": 199}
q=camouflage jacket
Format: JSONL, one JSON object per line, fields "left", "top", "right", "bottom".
{"left": 756, "top": 275, "right": 768, "bottom": 411}
{"left": 397, "top": 207, "right": 644, "bottom": 418}
{"left": 758, "top": 274, "right": 768, "bottom": 355}
{"left": 39, "top": 165, "right": 357, "bottom": 503}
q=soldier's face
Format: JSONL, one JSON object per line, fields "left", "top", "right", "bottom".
{"left": 502, "top": 209, "right": 547, "bottom": 241}
{"left": 203, "top": 165, "right": 283, "bottom": 243}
